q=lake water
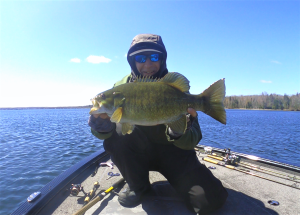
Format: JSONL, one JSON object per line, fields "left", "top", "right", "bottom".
{"left": 0, "top": 108, "right": 299, "bottom": 214}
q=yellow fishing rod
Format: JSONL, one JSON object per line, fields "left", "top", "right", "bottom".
{"left": 202, "top": 157, "right": 300, "bottom": 190}
{"left": 207, "top": 154, "right": 223, "bottom": 161}
{"left": 73, "top": 177, "right": 125, "bottom": 215}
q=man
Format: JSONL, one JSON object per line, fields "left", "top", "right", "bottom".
{"left": 88, "top": 34, "right": 228, "bottom": 214}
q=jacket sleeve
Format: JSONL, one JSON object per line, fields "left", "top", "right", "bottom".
{"left": 169, "top": 118, "right": 202, "bottom": 150}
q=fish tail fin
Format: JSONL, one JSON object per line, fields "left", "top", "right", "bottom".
{"left": 197, "top": 79, "right": 226, "bottom": 124}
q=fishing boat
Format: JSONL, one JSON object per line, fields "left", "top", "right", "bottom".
{"left": 12, "top": 144, "right": 300, "bottom": 215}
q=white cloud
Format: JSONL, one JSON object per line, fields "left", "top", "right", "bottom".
{"left": 86, "top": 55, "right": 111, "bottom": 64}
{"left": 271, "top": 60, "right": 282, "bottom": 64}
{"left": 124, "top": 53, "right": 127, "bottom": 57}
{"left": 70, "top": 58, "right": 81, "bottom": 63}
{"left": 260, "top": 80, "right": 272, "bottom": 83}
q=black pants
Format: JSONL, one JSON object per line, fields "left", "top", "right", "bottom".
{"left": 103, "top": 129, "right": 228, "bottom": 214}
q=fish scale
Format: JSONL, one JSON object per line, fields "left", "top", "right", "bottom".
{"left": 119, "top": 83, "right": 180, "bottom": 124}
{"left": 123, "top": 82, "right": 186, "bottom": 124}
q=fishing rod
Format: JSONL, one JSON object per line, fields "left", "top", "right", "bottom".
{"left": 237, "top": 162, "right": 300, "bottom": 182}
{"left": 239, "top": 161, "right": 300, "bottom": 180}
{"left": 202, "top": 157, "right": 300, "bottom": 190}
{"left": 207, "top": 154, "right": 300, "bottom": 181}
{"left": 73, "top": 177, "right": 125, "bottom": 215}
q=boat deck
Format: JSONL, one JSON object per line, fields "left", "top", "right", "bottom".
{"left": 40, "top": 149, "right": 300, "bottom": 215}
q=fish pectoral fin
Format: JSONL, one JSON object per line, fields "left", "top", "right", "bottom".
{"left": 121, "top": 123, "right": 134, "bottom": 135}
{"left": 160, "top": 72, "right": 190, "bottom": 93}
{"left": 111, "top": 107, "right": 123, "bottom": 123}
{"left": 167, "top": 114, "right": 187, "bottom": 135}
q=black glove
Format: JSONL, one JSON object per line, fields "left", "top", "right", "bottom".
{"left": 88, "top": 115, "right": 114, "bottom": 133}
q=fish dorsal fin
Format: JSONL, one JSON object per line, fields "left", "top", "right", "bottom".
{"left": 134, "top": 76, "right": 159, "bottom": 83}
{"left": 160, "top": 72, "right": 190, "bottom": 92}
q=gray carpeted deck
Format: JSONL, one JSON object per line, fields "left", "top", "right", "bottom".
{"left": 43, "top": 151, "right": 300, "bottom": 215}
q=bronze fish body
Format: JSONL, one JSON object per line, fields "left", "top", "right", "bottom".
{"left": 90, "top": 72, "right": 226, "bottom": 135}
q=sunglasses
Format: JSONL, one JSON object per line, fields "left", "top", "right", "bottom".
{"left": 134, "top": 53, "right": 161, "bottom": 63}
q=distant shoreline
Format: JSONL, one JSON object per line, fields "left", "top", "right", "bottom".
{"left": 225, "top": 108, "right": 299, "bottom": 111}
{"left": 0, "top": 106, "right": 298, "bottom": 111}
{"left": 0, "top": 105, "right": 92, "bottom": 110}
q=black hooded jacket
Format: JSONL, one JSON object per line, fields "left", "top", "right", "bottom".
{"left": 127, "top": 34, "right": 169, "bottom": 81}
{"left": 91, "top": 34, "right": 202, "bottom": 150}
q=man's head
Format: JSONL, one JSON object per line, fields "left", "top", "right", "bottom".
{"left": 127, "top": 34, "right": 168, "bottom": 80}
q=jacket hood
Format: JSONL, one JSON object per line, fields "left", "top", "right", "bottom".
{"left": 127, "top": 34, "right": 168, "bottom": 81}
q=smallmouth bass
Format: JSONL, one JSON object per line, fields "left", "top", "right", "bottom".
{"left": 90, "top": 72, "right": 226, "bottom": 135}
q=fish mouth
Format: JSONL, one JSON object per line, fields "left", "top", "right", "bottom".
{"left": 89, "top": 107, "right": 99, "bottom": 115}
{"left": 89, "top": 101, "right": 113, "bottom": 116}
{"left": 89, "top": 100, "right": 102, "bottom": 115}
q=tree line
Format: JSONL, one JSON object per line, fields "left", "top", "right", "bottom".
{"left": 224, "top": 92, "right": 300, "bottom": 111}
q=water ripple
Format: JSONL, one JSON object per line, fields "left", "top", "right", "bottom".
{"left": 0, "top": 108, "right": 103, "bottom": 214}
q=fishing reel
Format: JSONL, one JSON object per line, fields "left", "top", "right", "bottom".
{"left": 224, "top": 148, "right": 240, "bottom": 165}
{"left": 69, "top": 184, "right": 87, "bottom": 196}
{"left": 204, "top": 147, "right": 213, "bottom": 155}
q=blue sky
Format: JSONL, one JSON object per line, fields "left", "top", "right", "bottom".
{"left": 0, "top": 1, "right": 299, "bottom": 107}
